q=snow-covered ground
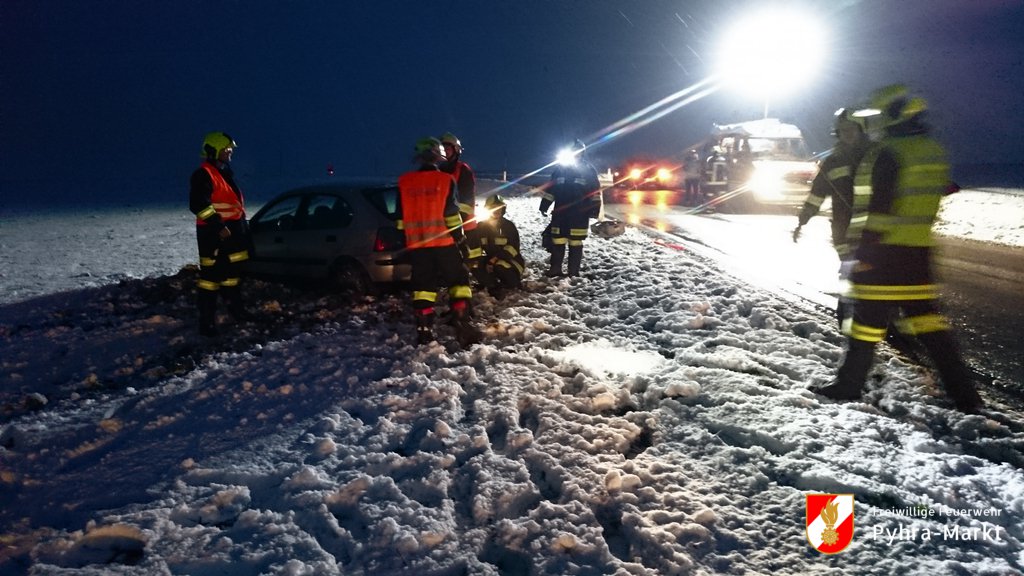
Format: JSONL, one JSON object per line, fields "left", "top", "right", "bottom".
{"left": 0, "top": 186, "right": 1023, "bottom": 575}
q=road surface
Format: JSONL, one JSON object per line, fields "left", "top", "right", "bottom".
{"left": 605, "top": 202, "right": 1024, "bottom": 401}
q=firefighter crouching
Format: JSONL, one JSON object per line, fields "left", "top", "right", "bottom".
{"left": 793, "top": 107, "right": 872, "bottom": 328}
{"left": 189, "top": 131, "right": 252, "bottom": 337}
{"left": 397, "top": 137, "right": 482, "bottom": 347}
{"left": 475, "top": 194, "right": 526, "bottom": 299}
{"left": 812, "top": 85, "right": 983, "bottom": 413}
{"left": 540, "top": 139, "right": 603, "bottom": 277}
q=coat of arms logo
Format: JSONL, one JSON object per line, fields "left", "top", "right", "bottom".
{"left": 806, "top": 493, "right": 855, "bottom": 553}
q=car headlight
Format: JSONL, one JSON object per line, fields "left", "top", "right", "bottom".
{"left": 749, "top": 165, "right": 784, "bottom": 199}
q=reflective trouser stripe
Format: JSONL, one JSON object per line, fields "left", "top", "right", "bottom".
{"left": 449, "top": 285, "right": 472, "bottom": 300}
{"left": 413, "top": 291, "right": 438, "bottom": 303}
{"left": 228, "top": 250, "right": 249, "bottom": 263}
{"left": 467, "top": 247, "right": 484, "bottom": 259}
{"left": 843, "top": 320, "right": 887, "bottom": 342}
{"left": 200, "top": 257, "right": 217, "bottom": 267}
{"left": 846, "top": 284, "right": 938, "bottom": 300}
{"left": 197, "top": 279, "right": 220, "bottom": 291}
{"left": 221, "top": 277, "right": 240, "bottom": 287}
{"left": 895, "top": 313, "right": 950, "bottom": 335}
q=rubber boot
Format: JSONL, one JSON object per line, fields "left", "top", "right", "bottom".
{"left": 814, "top": 339, "right": 875, "bottom": 400}
{"left": 918, "top": 331, "right": 983, "bottom": 413}
{"left": 223, "top": 285, "right": 253, "bottom": 322}
{"left": 415, "top": 310, "right": 435, "bottom": 345}
{"left": 546, "top": 244, "right": 566, "bottom": 277}
{"left": 567, "top": 245, "right": 584, "bottom": 277}
{"left": 198, "top": 290, "right": 219, "bottom": 337}
{"left": 451, "top": 301, "right": 482, "bottom": 347}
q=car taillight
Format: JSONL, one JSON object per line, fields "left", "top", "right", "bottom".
{"left": 374, "top": 227, "right": 405, "bottom": 252}
{"left": 629, "top": 168, "right": 643, "bottom": 180}
{"left": 656, "top": 167, "right": 672, "bottom": 183}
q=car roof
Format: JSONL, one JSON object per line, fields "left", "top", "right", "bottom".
{"left": 271, "top": 179, "right": 398, "bottom": 198}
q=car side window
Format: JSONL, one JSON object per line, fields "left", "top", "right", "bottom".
{"left": 362, "top": 186, "right": 400, "bottom": 220}
{"left": 304, "top": 195, "right": 354, "bottom": 230}
{"left": 252, "top": 196, "right": 302, "bottom": 233}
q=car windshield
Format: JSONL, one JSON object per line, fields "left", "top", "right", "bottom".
{"left": 747, "top": 137, "right": 810, "bottom": 161}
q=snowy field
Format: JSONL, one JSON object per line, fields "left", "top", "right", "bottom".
{"left": 0, "top": 186, "right": 1023, "bottom": 574}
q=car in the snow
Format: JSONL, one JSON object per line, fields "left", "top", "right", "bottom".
{"left": 700, "top": 118, "right": 817, "bottom": 211}
{"left": 245, "top": 182, "right": 410, "bottom": 294}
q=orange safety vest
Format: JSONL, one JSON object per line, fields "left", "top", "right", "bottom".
{"left": 398, "top": 171, "right": 459, "bottom": 249}
{"left": 196, "top": 163, "right": 245, "bottom": 225}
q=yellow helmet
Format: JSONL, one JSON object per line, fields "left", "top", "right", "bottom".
{"left": 202, "top": 132, "right": 236, "bottom": 159}
{"left": 866, "top": 84, "right": 927, "bottom": 127}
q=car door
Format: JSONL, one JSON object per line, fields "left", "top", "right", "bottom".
{"left": 288, "top": 193, "right": 357, "bottom": 277}
{"left": 248, "top": 195, "right": 304, "bottom": 276}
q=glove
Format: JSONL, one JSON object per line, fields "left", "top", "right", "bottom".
{"left": 791, "top": 225, "right": 802, "bottom": 243}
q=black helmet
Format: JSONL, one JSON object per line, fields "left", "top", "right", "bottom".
{"left": 831, "top": 107, "right": 865, "bottom": 136}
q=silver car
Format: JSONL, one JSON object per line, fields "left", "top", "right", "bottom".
{"left": 245, "top": 182, "right": 410, "bottom": 294}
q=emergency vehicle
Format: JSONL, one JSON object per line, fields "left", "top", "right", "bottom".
{"left": 701, "top": 118, "right": 816, "bottom": 210}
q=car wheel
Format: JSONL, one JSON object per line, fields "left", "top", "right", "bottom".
{"left": 331, "top": 259, "right": 375, "bottom": 297}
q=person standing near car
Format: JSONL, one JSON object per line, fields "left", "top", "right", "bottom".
{"left": 812, "top": 85, "right": 983, "bottom": 413}
{"left": 475, "top": 194, "right": 525, "bottom": 299}
{"left": 792, "top": 107, "right": 872, "bottom": 327}
{"left": 397, "top": 137, "right": 481, "bottom": 346}
{"left": 189, "top": 131, "right": 252, "bottom": 337}
{"left": 539, "top": 139, "right": 602, "bottom": 277}
{"left": 439, "top": 133, "right": 483, "bottom": 272}
{"left": 682, "top": 149, "right": 703, "bottom": 206}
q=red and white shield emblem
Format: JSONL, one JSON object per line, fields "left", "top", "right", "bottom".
{"left": 806, "top": 493, "right": 854, "bottom": 553}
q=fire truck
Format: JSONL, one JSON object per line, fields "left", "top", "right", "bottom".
{"left": 700, "top": 118, "right": 816, "bottom": 210}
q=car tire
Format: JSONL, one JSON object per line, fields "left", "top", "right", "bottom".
{"left": 331, "top": 259, "right": 376, "bottom": 297}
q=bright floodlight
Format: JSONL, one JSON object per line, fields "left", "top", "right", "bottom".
{"left": 556, "top": 148, "right": 577, "bottom": 166}
{"left": 717, "top": 7, "right": 826, "bottom": 102}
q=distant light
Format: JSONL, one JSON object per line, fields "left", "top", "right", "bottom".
{"left": 717, "top": 7, "right": 826, "bottom": 101}
{"left": 629, "top": 167, "right": 644, "bottom": 180}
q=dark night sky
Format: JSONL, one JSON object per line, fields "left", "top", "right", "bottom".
{"left": 2, "top": 0, "right": 1022, "bottom": 206}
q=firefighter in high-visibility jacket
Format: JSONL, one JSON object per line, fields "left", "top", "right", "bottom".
{"left": 793, "top": 107, "right": 872, "bottom": 327}
{"left": 540, "top": 139, "right": 602, "bottom": 277}
{"left": 397, "top": 137, "right": 482, "bottom": 347}
{"left": 189, "top": 132, "right": 252, "bottom": 337}
{"left": 812, "top": 85, "right": 983, "bottom": 413}
{"left": 439, "top": 133, "right": 483, "bottom": 271}
{"left": 475, "top": 194, "right": 526, "bottom": 298}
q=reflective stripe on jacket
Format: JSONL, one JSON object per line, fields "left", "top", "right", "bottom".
{"left": 196, "top": 163, "right": 245, "bottom": 225}
{"left": 398, "top": 170, "right": 463, "bottom": 249}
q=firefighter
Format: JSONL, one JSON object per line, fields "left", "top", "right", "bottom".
{"left": 812, "top": 85, "right": 983, "bottom": 413}
{"left": 475, "top": 194, "right": 525, "bottom": 299}
{"left": 439, "top": 132, "right": 483, "bottom": 272}
{"left": 397, "top": 137, "right": 481, "bottom": 346}
{"left": 189, "top": 131, "right": 251, "bottom": 337}
{"left": 793, "top": 107, "right": 873, "bottom": 327}
{"left": 682, "top": 149, "right": 703, "bottom": 206}
{"left": 539, "top": 139, "right": 602, "bottom": 277}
